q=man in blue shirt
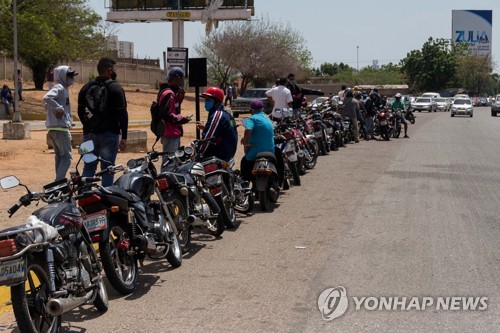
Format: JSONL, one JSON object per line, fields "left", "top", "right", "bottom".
{"left": 240, "top": 99, "right": 275, "bottom": 181}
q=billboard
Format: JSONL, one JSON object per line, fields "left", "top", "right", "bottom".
{"left": 452, "top": 10, "right": 492, "bottom": 57}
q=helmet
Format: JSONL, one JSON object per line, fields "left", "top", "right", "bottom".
{"left": 345, "top": 88, "right": 354, "bottom": 98}
{"left": 395, "top": 93, "right": 402, "bottom": 99}
{"left": 165, "top": 67, "right": 184, "bottom": 81}
{"left": 354, "top": 91, "right": 362, "bottom": 99}
{"left": 201, "top": 87, "right": 224, "bottom": 103}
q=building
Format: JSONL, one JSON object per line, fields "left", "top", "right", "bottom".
{"left": 106, "top": 35, "right": 134, "bottom": 59}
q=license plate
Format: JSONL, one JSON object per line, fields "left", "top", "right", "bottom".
{"left": 206, "top": 174, "right": 222, "bottom": 186}
{"left": 380, "top": 120, "right": 387, "bottom": 126}
{"left": 83, "top": 210, "right": 108, "bottom": 233}
{"left": 0, "top": 257, "right": 26, "bottom": 286}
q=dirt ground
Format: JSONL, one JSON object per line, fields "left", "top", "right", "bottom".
{"left": 0, "top": 82, "right": 245, "bottom": 229}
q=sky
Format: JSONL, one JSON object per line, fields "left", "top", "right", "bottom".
{"left": 88, "top": 0, "right": 500, "bottom": 71}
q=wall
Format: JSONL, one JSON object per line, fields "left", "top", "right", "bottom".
{"left": 0, "top": 56, "right": 163, "bottom": 87}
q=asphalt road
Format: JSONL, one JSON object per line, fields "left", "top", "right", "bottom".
{"left": 6, "top": 107, "right": 500, "bottom": 332}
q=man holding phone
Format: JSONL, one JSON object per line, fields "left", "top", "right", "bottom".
{"left": 156, "top": 67, "right": 191, "bottom": 170}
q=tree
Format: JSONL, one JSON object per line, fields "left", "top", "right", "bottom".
{"left": 195, "top": 15, "right": 312, "bottom": 93}
{"left": 400, "top": 37, "right": 467, "bottom": 92}
{"left": 0, "top": 0, "right": 106, "bottom": 89}
{"left": 454, "top": 55, "right": 493, "bottom": 95}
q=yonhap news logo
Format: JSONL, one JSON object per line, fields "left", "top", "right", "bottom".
{"left": 317, "top": 286, "right": 488, "bottom": 321}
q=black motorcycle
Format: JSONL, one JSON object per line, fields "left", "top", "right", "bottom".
{"left": 76, "top": 141, "right": 183, "bottom": 295}
{"left": 0, "top": 148, "right": 108, "bottom": 332}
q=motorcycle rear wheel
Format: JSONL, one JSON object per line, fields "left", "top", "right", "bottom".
{"left": 289, "top": 161, "right": 301, "bottom": 186}
{"left": 81, "top": 241, "right": 109, "bottom": 313}
{"left": 99, "top": 222, "right": 138, "bottom": 295}
{"left": 304, "top": 139, "right": 318, "bottom": 170}
{"left": 11, "top": 256, "right": 61, "bottom": 333}
{"left": 259, "top": 190, "right": 270, "bottom": 211}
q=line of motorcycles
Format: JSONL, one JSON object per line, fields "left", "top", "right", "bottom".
{"left": 0, "top": 102, "right": 412, "bottom": 331}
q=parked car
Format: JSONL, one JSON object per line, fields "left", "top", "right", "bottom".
{"left": 491, "top": 94, "right": 500, "bottom": 116}
{"left": 479, "top": 97, "right": 489, "bottom": 106}
{"left": 231, "top": 88, "right": 272, "bottom": 118}
{"left": 451, "top": 98, "right": 473, "bottom": 117}
{"left": 412, "top": 97, "right": 437, "bottom": 112}
{"left": 421, "top": 92, "right": 441, "bottom": 99}
{"left": 434, "top": 98, "right": 450, "bottom": 111}
{"left": 471, "top": 97, "right": 480, "bottom": 107}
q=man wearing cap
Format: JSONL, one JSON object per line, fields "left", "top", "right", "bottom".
{"left": 156, "top": 67, "right": 191, "bottom": 170}
{"left": 240, "top": 99, "right": 275, "bottom": 182}
{"left": 44, "top": 65, "right": 78, "bottom": 181}
{"left": 266, "top": 77, "right": 293, "bottom": 120}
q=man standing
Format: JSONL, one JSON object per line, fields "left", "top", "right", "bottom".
{"left": 240, "top": 99, "right": 275, "bottom": 182}
{"left": 44, "top": 66, "right": 78, "bottom": 181}
{"left": 78, "top": 57, "right": 128, "bottom": 187}
{"left": 224, "top": 84, "right": 233, "bottom": 107}
{"left": 286, "top": 73, "right": 324, "bottom": 117}
{"left": 156, "top": 67, "right": 190, "bottom": 168}
{"left": 266, "top": 77, "right": 293, "bottom": 120}
{"left": 342, "top": 88, "right": 360, "bottom": 143}
{"left": 338, "top": 85, "right": 347, "bottom": 102}
{"left": 0, "top": 84, "right": 14, "bottom": 115}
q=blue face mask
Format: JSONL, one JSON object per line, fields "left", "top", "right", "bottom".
{"left": 204, "top": 100, "right": 215, "bottom": 111}
{"left": 67, "top": 78, "right": 74, "bottom": 86}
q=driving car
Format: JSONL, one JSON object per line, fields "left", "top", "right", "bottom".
{"left": 451, "top": 98, "right": 473, "bottom": 117}
{"left": 412, "top": 97, "right": 437, "bottom": 112}
{"left": 434, "top": 97, "right": 450, "bottom": 112}
{"left": 231, "top": 88, "right": 272, "bottom": 118}
{"left": 491, "top": 94, "right": 500, "bottom": 116}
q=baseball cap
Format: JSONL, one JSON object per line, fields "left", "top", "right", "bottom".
{"left": 165, "top": 67, "right": 184, "bottom": 81}
{"left": 250, "top": 99, "right": 264, "bottom": 110}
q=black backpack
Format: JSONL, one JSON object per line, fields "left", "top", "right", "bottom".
{"left": 82, "top": 79, "right": 113, "bottom": 131}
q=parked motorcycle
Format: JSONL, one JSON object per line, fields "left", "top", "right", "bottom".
{"left": 0, "top": 145, "right": 108, "bottom": 332}
{"left": 159, "top": 143, "right": 223, "bottom": 242}
{"left": 251, "top": 152, "right": 281, "bottom": 211}
{"left": 404, "top": 107, "right": 416, "bottom": 124}
{"left": 76, "top": 141, "right": 183, "bottom": 295}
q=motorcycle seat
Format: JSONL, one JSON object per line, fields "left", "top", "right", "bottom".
{"left": 256, "top": 152, "right": 277, "bottom": 165}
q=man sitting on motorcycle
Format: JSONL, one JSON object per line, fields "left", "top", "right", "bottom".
{"left": 240, "top": 99, "right": 275, "bottom": 182}
{"left": 391, "top": 93, "right": 409, "bottom": 138}
{"left": 197, "top": 87, "right": 238, "bottom": 162}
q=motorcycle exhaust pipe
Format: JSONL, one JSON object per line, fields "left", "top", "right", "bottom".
{"left": 46, "top": 291, "right": 93, "bottom": 316}
{"left": 186, "top": 215, "right": 207, "bottom": 227}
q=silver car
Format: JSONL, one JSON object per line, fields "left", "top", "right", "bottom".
{"left": 434, "top": 98, "right": 450, "bottom": 112}
{"left": 451, "top": 98, "right": 473, "bottom": 117}
{"left": 491, "top": 94, "right": 500, "bottom": 117}
{"left": 412, "top": 97, "right": 436, "bottom": 112}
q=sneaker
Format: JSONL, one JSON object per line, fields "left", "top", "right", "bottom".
{"left": 404, "top": 135, "right": 409, "bottom": 138}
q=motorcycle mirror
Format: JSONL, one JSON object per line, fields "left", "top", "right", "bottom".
{"left": 82, "top": 153, "right": 98, "bottom": 164}
{"left": 79, "top": 140, "right": 95, "bottom": 155}
{"left": 0, "top": 175, "right": 20, "bottom": 189}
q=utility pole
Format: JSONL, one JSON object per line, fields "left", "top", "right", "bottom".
{"left": 356, "top": 46, "right": 359, "bottom": 72}
{"left": 12, "top": 0, "right": 21, "bottom": 122}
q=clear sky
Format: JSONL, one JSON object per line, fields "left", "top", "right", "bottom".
{"left": 89, "top": 0, "right": 499, "bottom": 71}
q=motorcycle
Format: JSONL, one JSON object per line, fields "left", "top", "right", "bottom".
{"left": 308, "top": 108, "right": 330, "bottom": 156}
{"left": 404, "top": 107, "right": 416, "bottom": 124}
{"left": 391, "top": 109, "right": 403, "bottom": 138}
{"left": 76, "top": 141, "right": 183, "bottom": 295}
{"left": 375, "top": 109, "right": 390, "bottom": 141}
{"left": 159, "top": 142, "right": 223, "bottom": 243}
{"left": 251, "top": 152, "right": 281, "bottom": 211}
{"left": 0, "top": 144, "right": 108, "bottom": 332}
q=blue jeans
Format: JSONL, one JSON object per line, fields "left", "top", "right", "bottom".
{"left": 48, "top": 130, "right": 72, "bottom": 181}
{"left": 82, "top": 131, "right": 119, "bottom": 187}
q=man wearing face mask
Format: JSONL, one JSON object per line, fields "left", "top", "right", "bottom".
{"left": 78, "top": 57, "right": 128, "bottom": 186}
{"left": 44, "top": 65, "right": 78, "bottom": 181}
{"left": 196, "top": 87, "right": 238, "bottom": 162}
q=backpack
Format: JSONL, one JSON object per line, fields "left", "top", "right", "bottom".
{"left": 150, "top": 88, "right": 173, "bottom": 137}
{"left": 82, "top": 79, "right": 112, "bottom": 131}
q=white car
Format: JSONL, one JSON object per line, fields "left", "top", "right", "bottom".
{"left": 434, "top": 98, "right": 450, "bottom": 111}
{"left": 451, "top": 98, "right": 473, "bottom": 117}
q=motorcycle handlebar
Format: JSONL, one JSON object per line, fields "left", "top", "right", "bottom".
{"left": 7, "top": 202, "right": 21, "bottom": 216}
{"left": 81, "top": 176, "right": 102, "bottom": 183}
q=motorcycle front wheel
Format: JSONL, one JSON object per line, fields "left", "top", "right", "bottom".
{"left": 167, "top": 193, "right": 191, "bottom": 253}
{"left": 202, "top": 192, "right": 225, "bottom": 237}
{"left": 11, "top": 256, "right": 61, "bottom": 333}
{"left": 165, "top": 220, "right": 183, "bottom": 268}
{"left": 99, "top": 222, "right": 138, "bottom": 295}
{"left": 216, "top": 183, "right": 237, "bottom": 229}
{"left": 304, "top": 139, "right": 318, "bottom": 170}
